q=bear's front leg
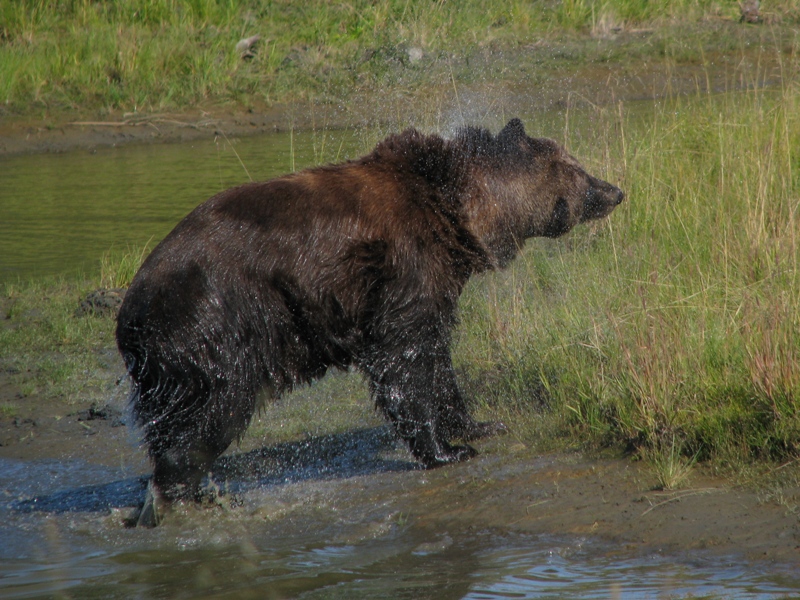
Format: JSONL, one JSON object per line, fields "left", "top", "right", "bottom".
{"left": 365, "top": 344, "right": 477, "bottom": 468}
{"left": 432, "top": 352, "right": 508, "bottom": 442}
{"left": 380, "top": 383, "right": 478, "bottom": 468}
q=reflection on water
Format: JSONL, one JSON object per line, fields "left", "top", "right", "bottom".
{"left": 2, "top": 522, "right": 798, "bottom": 599}
{"left": 1, "top": 456, "right": 799, "bottom": 599}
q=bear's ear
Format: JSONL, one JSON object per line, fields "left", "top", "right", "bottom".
{"left": 497, "top": 118, "right": 527, "bottom": 150}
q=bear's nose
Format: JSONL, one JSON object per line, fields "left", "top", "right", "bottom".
{"left": 614, "top": 188, "right": 625, "bottom": 205}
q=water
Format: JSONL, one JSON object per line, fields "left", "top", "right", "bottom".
{"left": 0, "top": 129, "right": 365, "bottom": 283}
{"left": 2, "top": 456, "right": 799, "bottom": 599}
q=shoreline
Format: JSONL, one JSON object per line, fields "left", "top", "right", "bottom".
{"left": 3, "top": 16, "right": 800, "bottom": 568}
{"left": 2, "top": 22, "right": 796, "bottom": 158}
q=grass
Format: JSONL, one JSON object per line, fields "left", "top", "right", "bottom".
{"left": 2, "top": 1, "right": 799, "bottom": 119}
{"left": 99, "top": 241, "right": 151, "bottom": 289}
{"left": 0, "top": 401, "right": 18, "bottom": 418}
{"left": 244, "top": 370, "right": 382, "bottom": 448}
{"left": 641, "top": 435, "right": 700, "bottom": 491}
{"left": 0, "top": 276, "right": 123, "bottom": 406}
{"left": 455, "top": 45, "right": 800, "bottom": 480}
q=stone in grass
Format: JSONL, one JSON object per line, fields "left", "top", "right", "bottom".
{"left": 236, "top": 35, "right": 262, "bottom": 60}
{"left": 76, "top": 288, "right": 127, "bottom": 317}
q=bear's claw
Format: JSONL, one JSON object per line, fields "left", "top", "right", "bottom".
{"left": 127, "top": 479, "right": 167, "bottom": 528}
{"left": 422, "top": 443, "right": 477, "bottom": 468}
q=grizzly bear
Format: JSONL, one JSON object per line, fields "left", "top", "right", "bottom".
{"left": 116, "top": 118, "right": 623, "bottom": 526}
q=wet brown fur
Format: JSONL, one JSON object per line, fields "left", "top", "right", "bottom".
{"left": 116, "top": 119, "right": 624, "bottom": 522}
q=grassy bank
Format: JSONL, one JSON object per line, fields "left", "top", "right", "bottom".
{"left": 2, "top": 0, "right": 799, "bottom": 118}
{"left": 456, "top": 53, "right": 800, "bottom": 487}
{"left": 0, "top": 277, "right": 119, "bottom": 408}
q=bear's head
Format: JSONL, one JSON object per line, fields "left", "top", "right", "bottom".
{"left": 460, "top": 118, "right": 624, "bottom": 266}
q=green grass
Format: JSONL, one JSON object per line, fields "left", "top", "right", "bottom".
{"left": 0, "top": 277, "right": 122, "bottom": 405}
{"left": 0, "top": 401, "right": 18, "bottom": 418}
{"left": 244, "top": 371, "right": 382, "bottom": 448}
{"left": 0, "top": 243, "right": 147, "bottom": 413}
{"left": 2, "top": 0, "right": 799, "bottom": 118}
{"left": 99, "top": 242, "right": 151, "bottom": 289}
{"left": 455, "top": 49, "right": 800, "bottom": 476}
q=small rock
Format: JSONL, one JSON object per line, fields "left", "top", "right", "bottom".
{"left": 740, "top": 0, "right": 760, "bottom": 23}
{"left": 236, "top": 34, "right": 261, "bottom": 60}
{"left": 74, "top": 402, "right": 125, "bottom": 427}
{"left": 407, "top": 47, "right": 424, "bottom": 64}
{"left": 75, "top": 288, "right": 127, "bottom": 317}
{"left": 413, "top": 535, "right": 453, "bottom": 555}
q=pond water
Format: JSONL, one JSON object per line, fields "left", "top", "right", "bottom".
{"left": 2, "top": 453, "right": 800, "bottom": 600}
{"left": 0, "top": 127, "right": 365, "bottom": 283}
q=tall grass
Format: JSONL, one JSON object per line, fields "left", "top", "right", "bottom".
{"left": 456, "top": 52, "right": 800, "bottom": 472}
{"left": 99, "top": 242, "right": 151, "bottom": 289}
{"left": 2, "top": 0, "right": 799, "bottom": 116}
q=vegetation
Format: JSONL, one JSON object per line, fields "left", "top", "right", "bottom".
{"left": 99, "top": 241, "right": 151, "bottom": 289}
{"left": 2, "top": 0, "right": 799, "bottom": 117}
{"left": 0, "top": 277, "right": 120, "bottom": 404}
{"left": 456, "top": 53, "right": 800, "bottom": 481}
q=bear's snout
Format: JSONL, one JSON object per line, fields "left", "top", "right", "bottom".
{"left": 582, "top": 179, "right": 625, "bottom": 221}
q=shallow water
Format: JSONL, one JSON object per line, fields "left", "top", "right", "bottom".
{"left": 2, "top": 455, "right": 799, "bottom": 599}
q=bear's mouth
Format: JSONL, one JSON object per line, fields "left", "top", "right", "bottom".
{"left": 542, "top": 197, "right": 573, "bottom": 238}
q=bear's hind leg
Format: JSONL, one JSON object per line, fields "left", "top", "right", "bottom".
{"left": 134, "top": 425, "right": 233, "bottom": 527}
{"left": 133, "top": 383, "right": 257, "bottom": 527}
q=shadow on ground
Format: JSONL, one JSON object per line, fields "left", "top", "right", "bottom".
{"left": 9, "top": 426, "right": 414, "bottom": 514}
